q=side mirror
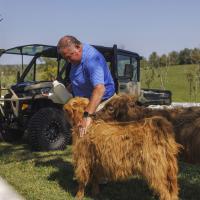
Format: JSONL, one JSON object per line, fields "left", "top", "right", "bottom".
{"left": 17, "top": 71, "right": 20, "bottom": 83}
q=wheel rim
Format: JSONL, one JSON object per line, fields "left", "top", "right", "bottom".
{"left": 44, "top": 120, "right": 61, "bottom": 143}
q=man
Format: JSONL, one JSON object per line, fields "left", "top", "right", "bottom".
{"left": 57, "top": 35, "right": 115, "bottom": 136}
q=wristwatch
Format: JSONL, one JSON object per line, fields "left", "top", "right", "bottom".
{"left": 83, "top": 111, "right": 93, "bottom": 118}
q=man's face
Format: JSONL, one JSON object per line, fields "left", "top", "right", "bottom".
{"left": 57, "top": 45, "right": 82, "bottom": 64}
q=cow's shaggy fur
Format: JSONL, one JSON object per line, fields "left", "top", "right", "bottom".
{"left": 63, "top": 97, "right": 89, "bottom": 126}
{"left": 94, "top": 94, "right": 200, "bottom": 164}
{"left": 64, "top": 97, "right": 181, "bottom": 200}
{"left": 95, "top": 94, "right": 174, "bottom": 122}
{"left": 173, "top": 108, "right": 200, "bottom": 164}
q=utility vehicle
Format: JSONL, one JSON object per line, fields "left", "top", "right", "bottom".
{"left": 0, "top": 44, "right": 171, "bottom": 150}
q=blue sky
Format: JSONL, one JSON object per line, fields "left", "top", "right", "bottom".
{"left": 0, "top": 0, "right": 200, "bottom": 58}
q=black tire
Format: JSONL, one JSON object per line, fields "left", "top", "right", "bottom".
{"left": 27, "top": 107, "right": 71, "bottom": 151}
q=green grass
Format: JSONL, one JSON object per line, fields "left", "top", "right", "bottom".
{"left": 0, "top": 142, "right": 200, "bottom": 200}
{"left": 141, "top": 64, "right": 200, "bottom": 102}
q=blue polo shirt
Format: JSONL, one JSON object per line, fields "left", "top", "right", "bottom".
{"left": 70, "top": 44, "right": 115, "bottom": 100}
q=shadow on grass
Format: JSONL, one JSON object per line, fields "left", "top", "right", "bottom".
{"left": 178, "top": 162, "right": 200, "bottom": 200}
{"left": 179, "top": 178, "right": 200, "bottom": 200}
{"left": 0, "top": 143, "right": 27, "bottom": 152}
{"left": 0, "top": 142, "right": 29, "bottom": 157}
{"left": 0, "top": 141, "right": 71, "bottom": 165}
{"left": 97, "top": 178, "right": 157, "bottom": 200}
{"left": 35, "top": 158, "right": 157, "bottom": 200}
{"left": 34, "top": 159, "right": 200, "bottom": 200}
{"left": 35, "top": 158, "right": 77, "bottom": 197}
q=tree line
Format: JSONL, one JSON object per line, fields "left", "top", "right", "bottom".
{"left": 141, "top": 47, "right": 200, "bottom": 68}
{"left": 141, "top": 47, "right": 200, "bottom": 101}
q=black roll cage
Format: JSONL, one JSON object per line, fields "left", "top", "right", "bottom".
{"left": 1, "top": 44, "right": 141, "bottom": 84}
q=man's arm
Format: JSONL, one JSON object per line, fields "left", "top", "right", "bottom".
{"left": 78, "top": 54, "right": 106, "bottom": 136}
{"left": 78, "top": 83, "right": 105, "bottom": 137}
{"left": 85, "top": 84, "right": 105, "bottom": 114}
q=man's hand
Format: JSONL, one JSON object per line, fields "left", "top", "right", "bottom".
{"left": 78, "top": 117, "right": 92, "bottom": 137}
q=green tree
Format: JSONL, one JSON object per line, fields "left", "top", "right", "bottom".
{"left": 38, "top": 57, "right": 58, "bottom": 81}
{"left": 159, "top": 54, "right": 168, "bottom": 67}
{"left": 141, "top": 58, "right": 155, "bottom": 89}
{"left": 168, "top": 51, "right": 179, "bottom": 65}
{"left": 140, "top": 58, "right": 148, "bottom": 69}
{"left": 191, "top": 48, "right": 200, "bottom": 64}
{"left": 179, "top": 48, "right": 192, "bottom": 64}
{"left": 148, "top": 52, "right": 159, "bottom": 68}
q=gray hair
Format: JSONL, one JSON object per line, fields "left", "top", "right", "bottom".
{"left": 58, "top": 35, "right": 81, "bottom": 51}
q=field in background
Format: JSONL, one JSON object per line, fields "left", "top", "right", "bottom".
{"left": 0, "top": 142, "right": 200, "bottom": 200}
{"left": 141, "top": 64, "right": 200, "bottom": 102}
{"left": 1, "top": 64, "right": 200, "bottom": 102}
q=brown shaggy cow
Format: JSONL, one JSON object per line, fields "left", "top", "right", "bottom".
{"left": 95, "top": 94, "right": 173, "bottom": 122}
{"left": 173, "top": 108, "right": 200, "bottom": 164}
{"left": 64, "top": 97, "right": 181, "bottom": 200}
{"left": 95, "top": 94, "right": 200, "bottom": 164}
{"left": 188, "top": 118, "right": 200, "bottom": 163}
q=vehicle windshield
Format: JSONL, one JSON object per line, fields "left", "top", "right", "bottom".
{"left": 0, "top": 53, "right": 33, "bottom": 88}
{"left": 4, "top": 45, "right": 56, "bottom": 57}
{"left": 24, "top": 57, "right": 67, "bottom": 82}
{"left": 0, "top": 44, "right": 65, "bottom": 83}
